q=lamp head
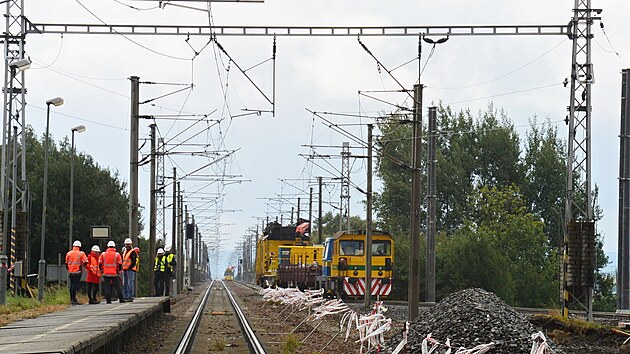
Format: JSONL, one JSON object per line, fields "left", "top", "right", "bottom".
{"left": 9, "top": 58, "right": 31, "bottom": 71}
{"left": 46, "top": 97, "right": 64, "bottom": 107}
{"left": 71, "top": 125, "right": 86, "bottom": 133}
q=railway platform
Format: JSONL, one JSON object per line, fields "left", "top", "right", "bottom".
{"left": 0, "top": 296, "right": 170, "bottom": 354}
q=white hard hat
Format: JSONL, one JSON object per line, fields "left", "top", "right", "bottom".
{"left": 157, "top": 248, "right": 164, "bottom": 255}
{"left": 91, "top": 245, "right": 100, "bottom": 252}
{"left": 164, "top": 245, "right": 172, "bottom": 252}
{"left": 124, "top": 238, "right": 132, "bottom": 245}
{"left": 107, "top": 240, "right": 116, "bottom": 248}
{"left": 73, "top": 240, "right": 81, "bottom": 247}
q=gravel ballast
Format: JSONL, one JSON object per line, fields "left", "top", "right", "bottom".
{"left": 386, "top": 288, "right": 549, "bottom": 353}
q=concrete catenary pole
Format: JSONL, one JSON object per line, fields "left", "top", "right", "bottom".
{"left": 171, "top": 167, "right": 178, "bottom": 293}
{"left": 149, "top": 123, "right": 157, "bottom": 295}
{"left": 426, "top": 107, "right": 437, "bottom": 303}
{"left": 171, "top": 168, "right": 177, "bottom": 264}
{"left": 129, "top": 76, "right": 140, "bottom": 248}
{"left": 408, "top": 82, "right": 423, "bottom": 321}
{"left": 191, "top": 215, "right": 196, "bottom": 284}
{"left": 365, "top": 124, "right": 373, "bottom": 307}
{"left": 186, "top": 210, "right": 191, "bottom": 288}
{"left": 408, "top": 34, "right": 423, "bottom": 320}
{"left": 618, "top": 68, "right": 630, "bottom": 309}
{"left": 309, "top": 187, "right": 313, "bottom": 234}
{"left": 177, "top": 183, "right": 184, "bottom": 293}
{"left": 318, "top": 176, "right": 323, "bottom": 243}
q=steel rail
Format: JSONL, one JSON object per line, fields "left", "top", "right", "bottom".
{"left": 174, "top": 280, "right": 215, "bottom": 354}
{"left": 222, "top": 280, "right": 266, "bottom": 354}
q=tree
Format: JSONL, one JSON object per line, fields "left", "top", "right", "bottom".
{"left": 435, "top": 105, "right": 476, "bottom": 232}
{"left": 473, "top": 104, "right": 524, "bottom": 188}
{"left": 24, "top": 127, "right": 132, "bottom": 280}
{"left": 316, "top": 211, "right": 366, "bottom": 237}
{"left": 373, "top": 103, "right": 611, "bottom": 308}
{"left": 522, "top": 118, "right": 566, "bottom": 251}
{"left": 465, "top": 185, "right": 557, "bottom": 307}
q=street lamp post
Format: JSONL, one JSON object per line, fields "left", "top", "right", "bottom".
{"left": 38, "top": 96, "right": 63, "bottom": 302}
{"left": 69, "top": 125, "right": 86, "bottom": 251}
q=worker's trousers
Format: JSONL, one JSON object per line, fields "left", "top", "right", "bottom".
{"left": 123, "top": 270, "right": 135, "bottom": 300}
{"left": 68, "top": 273, "right": 81, "bottom": 301}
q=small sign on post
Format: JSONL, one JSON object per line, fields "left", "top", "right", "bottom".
{"left": 91, "top": 226, "right": 110, "bottom": 239}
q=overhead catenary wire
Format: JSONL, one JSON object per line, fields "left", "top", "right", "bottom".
{"left": 112, "top": 0, "right": 160, "bottom": 11}
{"left": 30, "top": 34, "right": 64, "bottom": 70}
{"left": 429, "top": 38, "right": 568, "bottom": 90}
{"left": 74, "top": 0, "right": 192, "bottom": 61}
{"left": 26, "top": 103, "right": 129, "bottom": 131}
{"left": 444, "top": 81, "right": 564, "bottom": 106}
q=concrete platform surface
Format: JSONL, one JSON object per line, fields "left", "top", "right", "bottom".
{"left": 0, "top": 296, "right": 169, "bottom": 354}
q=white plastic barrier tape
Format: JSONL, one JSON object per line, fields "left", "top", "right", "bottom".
{"left": 420, "top": 334, "right": 495, "bottom": 354}
{"left": 530, "top": 331, "right": 556, "bottom": 354}
{"left": 391, "top": 321, "right": 409, "bottom": 354}
{"left": 260, "top": 287, "right": 393, "bottom": 353}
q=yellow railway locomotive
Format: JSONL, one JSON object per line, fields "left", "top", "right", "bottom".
{"left": 255, "top": 223, "right": 395, "bottom": 298}
{"left": 255, "top": 220, "right": 310, "bottom": 287}
{"left": 224, "top": 266, "right": 235, "bottom": 281}
{"left": 317, "top": 230, "right": 394, "bottom": 298}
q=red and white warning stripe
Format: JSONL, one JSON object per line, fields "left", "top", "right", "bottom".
{"left": 344, "top": 278, "right": 392, "bottom": 296}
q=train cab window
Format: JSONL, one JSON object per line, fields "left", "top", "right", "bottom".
{"left": 323, "top": 238, "right": 333, "bottom": 261}
{"left": 372, "top": 240, "right": 391, "bottom": 256}
{"left": 340, "top": 240, "right": 364, "bottom": 256}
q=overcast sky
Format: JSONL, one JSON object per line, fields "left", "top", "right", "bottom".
{"left": 22, "top": 0, "right": 630, "bottom": 277}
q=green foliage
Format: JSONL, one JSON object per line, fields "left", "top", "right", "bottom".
{"left": 314, "top": 211, "right": 366, "bottom": 239}
{"left": 593, "top": 272, "right": 616, "bottom": 312}
{"left": 436, "top": 227, "right": 514, "bottom": 302}
{"left": 137, "top": 237, "right": 152, "bottom": 297}
{"left": 522, "top": 118, "right": 566, "bottom": 250}
{"left": 0, "top": 284, "right": 68, "bottom": 314}
{"left": 373, "top": 104, "right": 610, "bottom": 308}
{"left": 24, "top": 127, "right": 134, "bottom": 274}
{"left": 281, "top": 334, "right": 302, "bottom": 354}
{"left": 466, "top": 185, "right": 557, "bottom": 307}
{"left": 209, "top": 338, "right": 227, "bottom": 351}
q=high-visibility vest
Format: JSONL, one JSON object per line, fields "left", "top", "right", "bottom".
{"left": 66, "top": 247, "right": 87, "bottom": 275}
{"left": 88, "top": 254, "right": 101, "bottom": 276}
{"left": 154, "top": 256, "right": 166, "bottom": 272}
{"left": 101, "top": 248, "right": 121, "bottom": 277}
{"left": 166, "top": 253, "right": 175, "bottom": 273}
{"left": 122, "top": 248, "right": 138, "bottom": 271}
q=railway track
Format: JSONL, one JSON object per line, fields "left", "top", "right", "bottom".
{"left": 175, "top": 280, "right": 266, "bottom": 353}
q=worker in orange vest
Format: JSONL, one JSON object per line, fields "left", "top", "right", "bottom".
{"left": 122, "top": 238, "right": 139, "bottom": 302}
{"left": 66, "top": 240, "right": 88, "bottom": 305}
{"left": 99, "top": 240, "right": 126, "bottom": 304}
{"left": 86, "top": 245, "right": 102, "bottom": 304}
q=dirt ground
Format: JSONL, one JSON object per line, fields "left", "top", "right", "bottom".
{"left": 529, "top": 314, "right": 629, "bottom": 354}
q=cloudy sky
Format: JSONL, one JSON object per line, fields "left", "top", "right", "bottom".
{"left": 22, "top": 0, "right": 630, "bottom": 276}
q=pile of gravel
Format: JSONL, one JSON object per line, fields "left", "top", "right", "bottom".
{"left": 386, "top": 288, "right": 548, "bottom": 353}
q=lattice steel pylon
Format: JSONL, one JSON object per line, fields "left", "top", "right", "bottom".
{"left": 339, "top": 142, "right": 350, "bottom": 231}
{"left": 156, "top": 137, "right": 166, "bottom": 245}
{"left": 562, "top": 0, "right": 599, "bottom": 320}
{"left": 1, "top": 0, "right": 27, "bottom": 297}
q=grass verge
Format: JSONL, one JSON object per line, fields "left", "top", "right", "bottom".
{"left": 0, "top": 284, "right": 70, "bottom": 327}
